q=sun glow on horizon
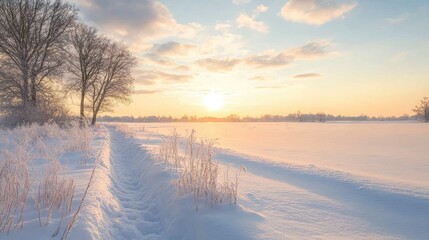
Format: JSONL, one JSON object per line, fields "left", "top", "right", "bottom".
{"left": 203, "top": 92, "right": 225, "bottom": 111}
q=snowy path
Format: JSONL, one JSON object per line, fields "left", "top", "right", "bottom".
{"left": 108, "top": 128, "right": 163, "bottom": 239}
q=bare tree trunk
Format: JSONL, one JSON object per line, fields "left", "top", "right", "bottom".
{"left": 91, "top": 112, "right": 97, "bottom": 126}
{"left": 31, "top": 77, "right": 37, "bottom": 106}
{"left": 425, "top": 110, "right": 429, "bottom": 123}
{"left": 22, "top": 71, "right": 29, "bottom": 108}
{"left": 80, "top": 89, "right": 85, "bottom": 120}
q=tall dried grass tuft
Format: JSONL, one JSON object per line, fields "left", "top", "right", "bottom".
{"left": 158, "top": 129, "right": 245, "bottom": 210}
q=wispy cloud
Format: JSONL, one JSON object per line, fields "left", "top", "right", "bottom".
{"left": 250, "top": 76, "right": 268, "bottom": 81}
{"left": 149, "top": 41, "right": 197, "bottom": 57}
{"left": 196, "top": 40, "right": 334, "bottom": 71}
{"left": 255, "top": 85, "right": 284, "bottom": 90}
{"left": 134, "top": 89, "right": 162, "bottom": 95}
{"left": 194, "top": 40, "right": 334, "bottom": 72}
{"left": 293, "top": 73, "right": 322, "bottom": 78}
{"left": 281, "top": 0, "right": 357, "bottom": 25}
{"left": 385, "top": 13, "right": 409, "bottom": 24}
{"left": 135, "top": 70, "right": 192, "bottom": 84}
{"left": 245, "top": 40, "right": 334, "bottom": 68}
{"left": 196, "top": 58, "right": 241, "bottom": 72}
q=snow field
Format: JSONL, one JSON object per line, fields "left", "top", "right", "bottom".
{"left": 2, "top": 122, "right": 429, "bottom": 239}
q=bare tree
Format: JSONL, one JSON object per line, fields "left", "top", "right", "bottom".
{"left": 0, "top": 0, "right": 76, "bottom": 123}
{"left": 88, "top": 42, "right": 136, "bottom": 125}
{"left": 316, "top": 112, "right": 326, "bottom": 122}
{"left": 67, "top": 23, "right": 108, "bottom": 121}
{"left": 413, "top": 97, "right": 429, "bottom": 122}
{"left": 295, "top": 111, "right": 303, "bottom": 122}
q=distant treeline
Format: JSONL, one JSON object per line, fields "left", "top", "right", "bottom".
{"left": 99, "top": 113, "right": 414, "bottom": 123}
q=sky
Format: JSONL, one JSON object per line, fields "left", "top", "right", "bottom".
{"left": 69, "top": 0, "right": 429, "bottom": 117}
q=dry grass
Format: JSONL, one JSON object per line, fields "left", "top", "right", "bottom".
{"left": 158, "top": 129, "right": 246, "bottom": 210}
{"left": 0, "top": 148, "right": 30, "bottom": 233}
{"left": 0, "top": 121, "right": 94, "bottom": 235}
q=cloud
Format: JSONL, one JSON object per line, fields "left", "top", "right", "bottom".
{"left": 135, "top": 71, "right": 192, "bottom": 84}
{"left": 255, "top": 85, "right": 284, "bottom": 90}
{"left": 233, "top": 0, "right": 250, "bottom": 5}
{"left": 134, "top": 89, "right": 162, "bottom": 94}
{"left": 71, "top": 0, "right": 202, "bottom": 46}
{"left": 236, "top": 13, "right": 268, "bottom": 32}
{"left": 245, "top": 40, "right": 333, "bottom": 68}
{"left": 215, "top": 23, "right": 232, "bottom": 32}
{"left": 293, "top": 73, "right": 321, "bottom": 78}
{"left": 245, "top": 51, "right": 293, "bottom": 68}
{"left": 196, "top": 58, "right": 242, "bottom": 72}
{"left": 250, "top": 76, "right": 268, "bottom": 81}
{"left": 386, "top": 13, "right": 409, "bottom": 24}
{"left": 175, "top": 65, "right": 191, "bottom": 71}
{"left": 255, "top": 4, "right": 269, "bottom": 14}
{"left": 195, "top": 40, "right": 334, "bottom": 71}
{"left": 281, "top": 0, "right": 357, "bottom": 25}
{"left": 288, "top": 40, "right": 334, "bottom": 59}
{"left": 149, "top": 41, "right": 197, "bottom": 57}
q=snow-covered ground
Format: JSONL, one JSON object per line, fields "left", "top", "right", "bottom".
{"left": 1, "top": 122, "right": 428, "bottom": 239}
{"left": 129, "top": 121, "right": 429, "bottom": 239}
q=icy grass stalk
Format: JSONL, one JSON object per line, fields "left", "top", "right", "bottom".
{"left": 158, "top": 129, "right": 180, "bottom": 169}
{"left": 35, "top": 160, "right": 75, "bottom": 230}
{"left": 158, "top": 129, "right": 245, "bottom": 210}
{"left": 0, "top": 148, "right": 30, "bottom": 233}
{"left": 114, "top": 123, "right": 145, "bottom": 138}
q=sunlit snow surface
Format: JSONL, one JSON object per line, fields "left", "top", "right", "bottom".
{"left": 130, "top": 121, "right": 429, "bottom": 239}
{"left": 139, "top": 122, "right": 429, "bottom": 195}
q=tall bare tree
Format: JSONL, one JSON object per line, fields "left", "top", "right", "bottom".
{"left": 0, "top": 0, "right": 76, "bottom": 122}
{"left": 413, "top": 97, "right": 429, "bottom": 122}
{"left": 67, "top": 24, "right": 108, "bottom": 121}
{"left": 89, "top": 42, "right": 136, "bottom": 125}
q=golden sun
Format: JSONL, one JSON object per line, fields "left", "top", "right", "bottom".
{"left": 203, "top": 92, "right": 224, "bottom": 111}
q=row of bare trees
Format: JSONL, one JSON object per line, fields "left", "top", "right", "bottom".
{"left": 0, "top": 0, "right": 136, "bottom": 126}
{"left": 67, "top": 24, "right": 136, "bottom": 125}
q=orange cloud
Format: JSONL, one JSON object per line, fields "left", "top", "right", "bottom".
{"left": 281, "top": 0, "right": 357, "bottom": 25}
{"left": 293, "top": 73, "right": 322, "bottom": 78}
{"left": 196, "top": 58, "right": 241, "bottom": 72}
{"left": 135, "top": 70, "right": 192, "bottom": 84}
